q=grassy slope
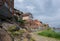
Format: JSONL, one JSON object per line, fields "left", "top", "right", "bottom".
{"left": 38, "top": 30, "right": 60, "bottom": 39}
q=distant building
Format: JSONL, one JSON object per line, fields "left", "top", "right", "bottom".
{"left": 22, "top": 13, "right": 33, "bottom": 20}
{"left": 42, "top": 24, "right": 49, "bottom": 30}
{"left": 24, "top": 19, "right": 43, "bottom": 31}
{"left": 14, "top": 9, "right": 23, "bottom": 21}
{"left": 33, "top": 20, "right": 42, "bottom": 27}
{"left": 30, "top": 20, "right": 43, "bottom": 31}
{"left": 14, "top": 9, "right": 23, "bottom": 15}
{"left": 0, "top": 0, "right": 14, "bottom": 19}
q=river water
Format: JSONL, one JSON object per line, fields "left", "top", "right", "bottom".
{"left": 54, "top": 29, "right": 60, "bottom": 32}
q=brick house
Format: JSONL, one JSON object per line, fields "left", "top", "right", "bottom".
{"left": 30, "top": 20, "right": 43, "bottom": 31}
{"left": 24, "top": 19, "right": 43, "bottom": 31}
{"left": 0, "top": 0, "right": 14, "bottom": 20}
{"left": 33, "top": 20, "right": 42, "bottom": 27}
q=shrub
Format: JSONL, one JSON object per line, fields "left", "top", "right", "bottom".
{"left": 30, "top": 38, "right": 35, "bottom": 41}
{"left": 7, "top": 26, "right": 25, "bottom": 37}
{"left": 7, "top": 26, "right": 16, "bottom": 32}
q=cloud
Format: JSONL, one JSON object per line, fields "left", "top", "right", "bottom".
{"left": 16, "top": 0, "right": 24, "bottom": 3}
{"left": 14, "top": 0, "right": 60, "bottom": 27}
{"left": 26, "top": 6, "right": 35, "bottom": 10}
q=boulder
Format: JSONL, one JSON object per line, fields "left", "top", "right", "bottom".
{"left": 0, "top": 5, "right": 13, "bottom": 19}
{"left": 0, "top": 28, "right": 13, "bottom": 41}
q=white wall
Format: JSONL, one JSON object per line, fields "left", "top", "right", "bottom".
{"left": 22, "top": 16, "right": 30, "bottom": 20}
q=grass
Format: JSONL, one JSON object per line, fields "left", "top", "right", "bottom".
{"left": 30, "top": 38, "right": 35, "bottom": 41}
{"left": 7, "top": 26, "right": 25, "bottom": 37}
{"left": 9, "top": 30, "right": 25, "bottom": 37}
{"left": 38, "top": 30, "right": 60, "bottom": 39}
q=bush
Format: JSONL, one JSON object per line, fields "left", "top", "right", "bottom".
{"left": 7, "top": 26, "right": 16, "bottom": 32}
{"left": 38, "top": 30, "right": 60, "bottom": 39}
{"left": 30, "top": 38, "right": 35, "bottom": 41}
{"left": 7, "top": 26, "right": 25, "bottom": 37}
{"left": 10, "top": 30, "right": 25, "bottom": 37}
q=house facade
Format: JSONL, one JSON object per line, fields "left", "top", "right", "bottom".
{"left": 14, "top": 9, "right": 23, "bottom": 21}
{"left": 42, "top": 24, "right": 49, "bottom": 30}
{"left": 24, "top": 19, "right": 43, "bottom": 32}
{"left": 22, "top": 13, "right": 33, "bottom": 21}
{"left": 30, "top": 20, "right": 43, "bottom": 31}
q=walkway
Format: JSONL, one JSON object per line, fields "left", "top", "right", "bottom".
{"left": 30, "top": 32, "right": 60, "bottom": 41}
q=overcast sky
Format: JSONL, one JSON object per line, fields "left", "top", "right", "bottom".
{"left": 14, "top": 0, "right": 60, "bottom": 27}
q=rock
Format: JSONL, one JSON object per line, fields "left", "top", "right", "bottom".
{"left": 0, "top": 5, "right": 13, "bottom": 19}
{"left": 2, "top": 22, "right": 16, "bottom": 30}
{"left": 0, "top": 28, "right": 13, "bottom": 41}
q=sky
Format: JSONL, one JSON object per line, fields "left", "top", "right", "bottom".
{"left": 14, "top": 0, "right": 60, "bottom": 27}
